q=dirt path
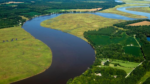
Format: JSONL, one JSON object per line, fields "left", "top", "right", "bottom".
{"left": 134, "top": 34, "right": 141, "bottom": 47}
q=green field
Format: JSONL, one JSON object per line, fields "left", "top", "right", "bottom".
{"left": 87, "top": 33, "right": 139, "bottom": 46}
{"left": 0, "top": 26, "right": 52, "bottom": 84}
{"left": 127, "top": 7, "right": 150, "bottom": 13}
{"left": 100, "top": 59, "right": 139, "bottom": 74}
{"left": 22, "top": 12, "right": 41, "bottom": 17}
{"left": 123, "top": 46, "right": 143, "bottom": 57}
{"left": 86, "top": 32, "right": 143, "bottom": 56}
{"left": 41, "top": 14, "right": 125, "bottom": 40}
{"left": 45, "top": 9, "right": 70, "bottom": 13}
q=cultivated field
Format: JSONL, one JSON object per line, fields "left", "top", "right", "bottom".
{"left": 41, "top": 14, "right": 125, "bottom": 40}
{"left": 0, "top": 26, "right": 52, "bottom": 84}
{"left": 127, "top": 7, "right": 150, "bottom": 13}
{"left": 128, "top": 21, "right": 150, "bottom": 26}
{"left": 87, "top": 33, "right": 142, "bottom": 56}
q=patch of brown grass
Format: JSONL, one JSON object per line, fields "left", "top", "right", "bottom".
{"left": 128, "top": 21, "right": 150, "bottom": 26}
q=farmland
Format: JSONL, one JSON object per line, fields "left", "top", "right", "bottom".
{"left": 127, "top": 21, "right": 150, "bottom": 26}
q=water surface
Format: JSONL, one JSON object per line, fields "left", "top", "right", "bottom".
{"left": 12, "top": 3, "right": 150, "bottom": 84}
{"left": 147, "top": 37, "right": 150, "bottom": 41}
{"left": 12, "top": 14, "right": 95, "bottom": 84}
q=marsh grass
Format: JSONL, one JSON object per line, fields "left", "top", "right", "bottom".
{"left": 127, "top": 7, "right": 150, "bottom": 13}
{"left": 41, "top": 14, "right": 125, "bottom": 40}
{"left": 0, "top": 26, "right": 52, "bottom": 84}
{"left": 100, "top": 4, "right": 147, "bottom": 19}
{"left": 121, "top": 0, "right": 150, "bottom": 4}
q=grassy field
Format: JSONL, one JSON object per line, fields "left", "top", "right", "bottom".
{"left": 123, "top": 46, "right": 142, "bottom": 57}
{"left": 41, "top": 14, "right": 125, "bottom": 40}
{"left": 22, "top": 12, "right": 41, "bottom": 17}
{"left": 87, "top": 32, "right": 143, "bottom": 56}
{"left": 87, "top": 33, "right": 139, "bottom": 46}
{"left": 138, "top": 71, "right": 150, "bottom": 84}
{"left": 127, "top": 7, "right": 150, "bottom": 13}
{"left": 0, "top": 26, "right": 52, "bottom": 84}
{"left": 100, "top": 59, "right": 139, "bottom": 74}
{"left": 100, "top": 4, "right": 147, "bottom": 19}
{"left": 121, "top": 0, "right": 150, "bottom": 3}
{"left": 45, "top": 8, "right": 102, "bottom": 13}
{"left": 127, "top": 21, "right": 150, "bottom": 26}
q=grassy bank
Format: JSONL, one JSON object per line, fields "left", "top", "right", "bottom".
{"left": 41, "top": 14, "right": 125, "bottom": 40}
{"left": 0, "top": 26, "right": 52, "bottom": 84}
{"left": 127, "top": 7, "right": 150, "bottom": 13}
{"left": 121, "top": 0, "right": 150, "bottom": 4}
{"left": 100, "top": 4, "right": 147, "bottom": 19}
{"left": 45, "top": 8, "right": 102, "bottom": 13}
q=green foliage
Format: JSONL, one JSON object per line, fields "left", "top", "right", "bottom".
{"left": 123, "top": 46, "right": 143, "bottom": 57}
{"left": 114, "top": 19, "right": 150, "bottom": 60}
{"left": 143, "top": 77, "right": 150, "bottom": 84}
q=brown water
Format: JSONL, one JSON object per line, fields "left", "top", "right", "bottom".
{"left": 12, "top": 14, "right": 95, "bottom": 84}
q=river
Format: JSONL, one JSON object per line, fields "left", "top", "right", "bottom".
{"left": 12, "top": 1, "right": 150, "bottom": 84}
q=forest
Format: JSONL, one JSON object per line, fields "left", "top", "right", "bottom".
{"left": 67, "top": 19, "right": 150, "bottom": 84}
{"left": 0, "top": 0, "right": 123, "bottom": 29}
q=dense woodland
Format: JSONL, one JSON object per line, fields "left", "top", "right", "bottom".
{"left": 113, "top": 19, "right": 150, "bottom": 60}
{"left": 0, "top": 0, "right": 123, "bottom": 29}
{"left": 67, "top": 20, "right": 150, "bottom": 84}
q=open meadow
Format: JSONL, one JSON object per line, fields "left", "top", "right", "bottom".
{"left": 100, "top": 4, "right": 147, "bottom": 19}
{"left": 100, "top": 59, "right": 140, "bottom": 74}
{"left": 41, "top": 14, "right": 125, "bottom": 40}
{"left": 127, "top": 7, "right": 150, "bottom": 13}
{"left": 121, "top": 0, "right": 150, "bottom": 3}
{"left": 0, "top": 26, "right": 52, "bottom": 84}
{"left": 127, "top": 21, "right": 150, "bottom": 26}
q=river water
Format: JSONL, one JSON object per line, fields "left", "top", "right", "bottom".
{"left": 12, "top": 1, "right": 150, "bottom": 84}
{"left": 147, "top": 37, "right": 150, "bottom": 41}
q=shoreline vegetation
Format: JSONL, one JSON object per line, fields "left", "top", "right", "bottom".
{"left": 0, "top": 26, "right": 52, "bottom": 84}
{"left": 40, "top": 14, "right": 125, "bottom": 41}
{"left": 41, "top": 13, "right": 150, "bottom": 83}
{"left": 100, "top": 4, "right": 147, "bottom": 19}
{"left": 66, "top": 19, "right": 150, "bottom": 84}
{"left": 0, "top": 0, "right": 150, "bottom": 83}
{"left": 127, "top": 7, "right": 150, "bottom": 13}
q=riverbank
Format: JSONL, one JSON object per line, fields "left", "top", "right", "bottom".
{"left": 40, "top": 13, "right": 125, "bottom": 41}
{"left": 0, "top": 26, "right": 52, "bottom": 84}
{"left": 100, "top": 4, "right": 147, "bottom": 19}
{"left": 127, "top": 7, "right": 150, "bottom": 13}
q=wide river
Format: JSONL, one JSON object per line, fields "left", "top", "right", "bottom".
{"left": 12, "top": 2, "right": 150, "bottom": 84}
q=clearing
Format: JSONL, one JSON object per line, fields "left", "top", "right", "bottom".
{"left": 100, "top": 59, "right": 140, "bottom": 75}
{"left": 128, "top": 21, "right": 150, "bottom": 26}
